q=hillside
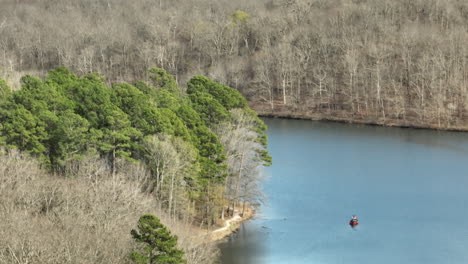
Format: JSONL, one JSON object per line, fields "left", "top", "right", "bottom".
{"left": 1, "top": 0, "right": 467, "bottom": 129}
{"left": 0, "top": 67, "right": 270, "bottom": 263}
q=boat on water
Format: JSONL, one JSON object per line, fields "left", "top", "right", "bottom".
{"left": 349, "top": 215, "right": 359, "bottom": 228}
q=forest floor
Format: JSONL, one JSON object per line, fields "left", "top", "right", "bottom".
{"left": 250, "top": 102, "right": 468, "bottom": 132}
{"left": 209, "top": 206, "right": 255, "bottom": 241}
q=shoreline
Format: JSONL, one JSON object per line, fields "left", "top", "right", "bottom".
{"left": 251, "top": 105, "right": 468, "bottom": 133}
{"left": 209, "top": 206, "right": 255, "bottom": 242}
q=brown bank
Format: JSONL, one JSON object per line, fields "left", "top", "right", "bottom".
{"left": 210, "top": 206, "right": 255, "bottom": 242}
{"left": 251, "top": 102, "right": 468, "bottom": 132}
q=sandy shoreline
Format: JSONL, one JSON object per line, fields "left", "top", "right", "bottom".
{"left": 209, "top": 206, "right": 255, "bottom": 242}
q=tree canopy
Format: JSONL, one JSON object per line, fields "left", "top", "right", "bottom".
{"left": 0, "top": 67, "right": 271, "bottom": 226}
{"left": 130, "top": 214, "right": 186, "bottom": 264}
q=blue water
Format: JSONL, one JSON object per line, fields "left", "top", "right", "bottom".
{"left": 220, "top": 118, "right": 468, "bottom": 264}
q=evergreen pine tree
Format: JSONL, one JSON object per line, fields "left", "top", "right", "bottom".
{"left": 130, "top": 215, "right": 186, "bottom": 264}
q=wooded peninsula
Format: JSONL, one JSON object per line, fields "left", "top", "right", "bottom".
{"left": 0, "top": 67, "right": 270, "bottom": 263}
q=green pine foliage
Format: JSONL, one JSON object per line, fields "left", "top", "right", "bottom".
{"left": 2, "top": 105, "right": 48, "bottom": 156}
{"left": 0, "top": 67, "right": 270, "bottom": 225}
{"left": 130, "top": 214, "right": 186, "bottom": 264}
{"left": 148, "top": 68, "right": 179, "bottom": 95}
{"left": 0, "top": 79, "right": 12, "bottom": 101}
{"left": 187, "top": 75, "right": 246, "bottom": 110}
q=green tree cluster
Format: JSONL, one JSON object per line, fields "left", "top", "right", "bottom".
{"left": 130, "top": 214, "right": 186, "bottom": 264}
{"left": 0, "top": 67, "right": 270, "bottom": 226}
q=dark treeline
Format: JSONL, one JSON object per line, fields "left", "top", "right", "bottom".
{"left": 0, "top": 67, "right": 269, "bottom": 263}
{"left": 1, "top": 0, "right": 467, "bottom": 128}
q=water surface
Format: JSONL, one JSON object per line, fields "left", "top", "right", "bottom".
{"left": 221, "top": 118, "right": 468, "bottom": 264}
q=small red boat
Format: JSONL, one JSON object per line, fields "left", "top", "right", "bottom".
{"left": 349, "top": 219, "right": 359, "bottom": 228}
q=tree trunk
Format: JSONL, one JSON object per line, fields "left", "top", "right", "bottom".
{"left": 234, "top": 153, "right": 245, "bottom": 214}
{"left": 168, "top": 172, "right": 175, "bottom": 218}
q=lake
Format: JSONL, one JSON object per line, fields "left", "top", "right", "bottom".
{"left": 220, "top": 118, "right": 468, "bottom": 264}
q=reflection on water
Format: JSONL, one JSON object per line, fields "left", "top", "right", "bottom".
{"left": 220, "top": 118, "right": 468, "bottom": 264}
{"left": 219, "top": 220, "right": 267, "bottom": 263}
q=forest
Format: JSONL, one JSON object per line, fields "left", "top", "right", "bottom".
{"left": 0, "top": 67, "right": 270, "bottom": 263}
{"left": 0, "top": 0, "right": 467, "bottom": 262}
{"left": 1, "top": 0, "right": 467, "bottom": 128}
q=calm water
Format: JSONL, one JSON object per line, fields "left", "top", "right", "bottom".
{"left": 220, "top": 118, "right": 468, "bottom": 264}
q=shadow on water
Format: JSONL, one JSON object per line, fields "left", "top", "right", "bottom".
{"left": 219, "top": 220, "right": 267, "bottom": 264}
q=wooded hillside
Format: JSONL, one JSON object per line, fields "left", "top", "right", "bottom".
{"left": 0, "top": 67, "right": 270, "bottom": 263}
{"left": 1, "top": 0, "right": 467, "bottom": 128}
